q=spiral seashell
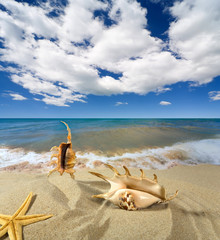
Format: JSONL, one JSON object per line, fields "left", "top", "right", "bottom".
{"left": 89, "top": 164, "right": 178, "bottom": 210}
{"left": 48, "top": 121, "right": 76, "bottom": 178}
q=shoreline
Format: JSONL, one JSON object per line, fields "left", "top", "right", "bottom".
{"left": 1, "top": 137, "right": 220, "bottom": 170}
{"left": 0, "top": 164, "right": 220, "bottom": 239}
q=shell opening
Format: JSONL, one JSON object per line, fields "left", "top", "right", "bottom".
{"left": 118, "top": 191, "right": 137, "bottom": 211}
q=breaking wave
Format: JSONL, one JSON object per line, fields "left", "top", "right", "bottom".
{"left": 1, "top": 138, "right": 220, "bottom": 171}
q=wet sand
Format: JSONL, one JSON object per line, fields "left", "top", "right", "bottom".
{"left": 0, "top": 164, "right": 220, "bottom": 240}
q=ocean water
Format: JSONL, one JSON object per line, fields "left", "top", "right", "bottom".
{"left": 0, "top": 118, "right": 220, "bottom": 169}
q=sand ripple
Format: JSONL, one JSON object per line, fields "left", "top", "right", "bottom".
{"left": 0, "top": 165, "right": 219, "bottom": 239}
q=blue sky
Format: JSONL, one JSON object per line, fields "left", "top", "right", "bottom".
{"left": 0, "top": 0, "right": 220, "bottom": 118}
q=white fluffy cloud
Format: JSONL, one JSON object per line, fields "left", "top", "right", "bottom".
{"left": 0, "top": 0, "right": 220, "bottom": 106}
{"left": 209, "top": 91, "right": 220, "bottom": 101}
{"left": 169, "top": 0, "right": 220, "bottom": 84}
{"left": 160, "top": 101, "right": 171, "bottom": 106}
{"left": 9, "top": 93, "right": 27, "bottom": 101}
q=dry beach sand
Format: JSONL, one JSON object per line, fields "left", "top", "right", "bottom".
{"left": 0, "top": 164, "right": 220, "bottom": 240}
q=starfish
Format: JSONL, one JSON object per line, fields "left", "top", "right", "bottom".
{"left": 0, "top": 192, "right": 53, "bottom": 240}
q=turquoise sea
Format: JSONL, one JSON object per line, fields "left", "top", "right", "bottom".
{"left": 0, "top": 118, "right": 220, "bottom": 169}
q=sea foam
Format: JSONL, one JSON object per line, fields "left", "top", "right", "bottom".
{"left": 0, "top": 138, "right": 220, "bottom": 170}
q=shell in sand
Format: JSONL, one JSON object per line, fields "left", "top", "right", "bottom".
{"left": 89, "top": 164, "right": 178, "bottom": 210}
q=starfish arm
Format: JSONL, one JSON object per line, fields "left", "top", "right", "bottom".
{"left": 0, "top": 193, "right": 53, "bottom": 240}
{"left": 14, "top": 223, "right": 23, "bottom": 240}
{"left": 0, "top": 223, "right": 9, "bottom": 238}
{"left": 15, "top": 214, "right": 53, "bottom": 226}
{"left": 0, "top": 214, "right": 11, "bottom": 224}
{"left": 12, "top": 192, "right": 33, "bottom": 218}
{"left": 7, "top": 222, "right": 20, "bottom": 240}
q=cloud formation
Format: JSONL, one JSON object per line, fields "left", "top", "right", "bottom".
{"left": 209, "top": 91, "right": 220, "bottom": 101}
{"left": 115, "top": 101, "right": 128, "bottom": 106}
{"left": 160, "top": 101, "right": 171, "bottom": 106}
{"left": 9, "top": 93, "right": 27, "bottom": 101}
{"left": 0, "top": 0, "right": 220, "bottom": 106}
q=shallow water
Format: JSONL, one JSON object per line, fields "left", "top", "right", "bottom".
{"left": 0, "top": 118, "right": 220, "bottom": 169}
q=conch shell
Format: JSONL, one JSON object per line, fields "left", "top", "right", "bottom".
{"left": 48, "top": 121, "right": 76, "bottom": 178}
{"left": 89, "top": 164, "right": 178, "bottom": 210}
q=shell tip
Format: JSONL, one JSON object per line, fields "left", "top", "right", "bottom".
{"left": 123, "top": 166, "right": 131, "bottom": 176}
{"left": 140, "top": 169, "right": 145, "bottom": 178}
{"left": 153, "top": 174, "right": 158, "bottom": 183}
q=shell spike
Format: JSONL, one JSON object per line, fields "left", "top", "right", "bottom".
{"left": 140, "top": 169, "right": 145, "bottom": 178}
{"left": 61, "top": 121, "right": 72, "bottom": 143}
{"left": 153, "top": 174, "right": 158, "bottom": 183}
{"left": 104, "top": 164, "right": 120, "bottom": 175}
{"left": 89, "top": 171, "right": 110, "bottom": 182}
{"left": 90, "top": 164, "right": 179, "bottom": 210}
{"left": 47, "top": 167, "right": 58, "bottom": 177}
{"left": 165, "top": 190, "right": 179, "bottom": 202}
{"left": 92, "top": 193, "right": 107, "bottom": 199}
{"left": 123, "top": 166, "right": 131, "bottom": 176}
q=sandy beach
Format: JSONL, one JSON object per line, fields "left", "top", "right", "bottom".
{"left": 0, "top": 164, "right": 220, "bottom": 240}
